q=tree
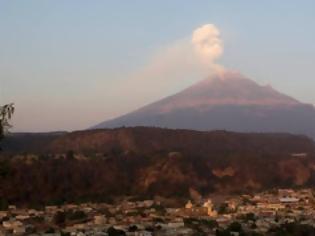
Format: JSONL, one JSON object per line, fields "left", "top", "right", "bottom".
{"left": 0, "top": 197, "right": 8, "bottom": 210}
{"left": 0, "top": 103, "right": 14, "bottom": 149}
{"left": 53, "top": 211, "right": 66, "bottom": 226}
{"left": 218, "top": 203, "right": 229, "bottom": 214}
{"left": 107, "top": 226, "right": 126, "bottom": 236}
{"left": 66, "top": 210, "right": 87, "bottom": 221}
{"left": 227, "top": 221, "right": 243, "bottom": 233}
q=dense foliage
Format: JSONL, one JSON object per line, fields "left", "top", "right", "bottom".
{"left": 268, "top": 222, "right": 315, "bottom": 236}
{"left": 0, "top": 103, "right": 14, "bottom": 150}
{"left": 0, "top": 127, "right": 314, "bottom": 207}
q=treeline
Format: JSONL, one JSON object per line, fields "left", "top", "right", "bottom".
{"left": 3, "top": 127, "right": 315, "bottom": 157}
{"left": 0, "top": 153, "right": 144, "bottom": 208}
{"left": 1, "top": 127, "right": 315, "bottom": 207}
{"left": 0, "top": 146, "right": 314, "bottom": 208}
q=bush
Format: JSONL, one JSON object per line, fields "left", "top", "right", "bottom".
{"left": 218, "top": 203, "right": 229, "bottom": 214}
{"left": 128, "top": 225, "right": 138, "bottom": 232}
{"left": 201, "top": 219, "right": 218, "bottom": 229}
{"left": 216, "top": 229, "right": 231, "bottom": 236}
{"left": 227, "top": 221, "right": 243, "bottom": 233}
{"left": 0, "top": 160, "right": 11, "bottom": 178}
{"left": 107, "top": 226, "right": 126, "bottom": 236}
{"left": 66, "top": 210, "right": 87, "bottom": 221}
{"left": 0, "top": 197, "right": 8, "bottom": 210}
{"left": 53, "top": 211, "right": 66, "bottom": 226}
{"left": 241, "top": 212, "right": 256, "bottom": 222}
{"left": 45, "top": 227, "right": 55, "bottom": 233}
{"left": 268, "top": 222, "right": 315, "bottom": 236}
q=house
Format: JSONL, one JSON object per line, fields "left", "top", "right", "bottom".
{"left": 279, "top": 197, "right": 299, "bottom": 204}
{"left": 15, "top": 214, "right": 30, "bottom": 221}
{"left": 185, "top": 200, "right": 193, "bottom": 209}
{"left": 2, "top": 219, "right": 25, "bottom": 235}
{"left": 167, "top": 222, "right": 185, "bottom": 228}
{"left": 203, "top": 199, "right": 217, "bottom": 217}
{"left": 278, "top": 189, "right": 295, "bottom": 198}
{"left": 2, "top": 220, "right": 23, "bottom": 229}
{"left": 291, "top": 153, "right": 308, "bottom": 157}
{"left": 94, "top": 215, "right": 107, "bottom": 225}
{"left": 179, "top": 199, "right": 217, "bottom": 217}
{"left": 0, "top": 211, "right": 7, "bottom": 220}
{"left": 13, "top": 226, "right": 26, "bottom": 235}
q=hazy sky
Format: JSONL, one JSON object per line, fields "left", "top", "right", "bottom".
{"left": 1, "top": 1, "right": 315, "bottom": 132}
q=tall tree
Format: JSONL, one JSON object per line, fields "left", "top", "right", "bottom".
{"left": 0, "top": 103, "right": 14, "bottom": 149}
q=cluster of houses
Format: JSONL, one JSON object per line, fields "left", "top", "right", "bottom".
{"left": 0, "top": 189, "right": 315, "bottom": 235}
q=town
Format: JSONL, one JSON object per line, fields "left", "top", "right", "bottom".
{"left": 1, "top": 188, "right": 315, "bottom": 235}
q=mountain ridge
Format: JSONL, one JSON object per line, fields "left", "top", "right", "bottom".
{"left": 2, "top": 127, "right": 315, "bottom": 205}
{"left": 92, "top": 71, "right": 315, "bottom": 139}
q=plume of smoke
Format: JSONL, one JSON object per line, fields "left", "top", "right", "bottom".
{"left": 192, "top": 24, "right": 224, "bottom": 72}
{"left": 87, "top": 23, "right": 226, "bottom": 128}
{"left": 100, "top": 23, "right": 226, "bottom": 110}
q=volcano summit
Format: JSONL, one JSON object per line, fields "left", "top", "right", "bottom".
{"left": 93, "top": 71, "right": 315, "bottom": 139}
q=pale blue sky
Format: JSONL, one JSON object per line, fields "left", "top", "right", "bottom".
{"left": 1, "top": 1, "right": 314, "bottom": 131}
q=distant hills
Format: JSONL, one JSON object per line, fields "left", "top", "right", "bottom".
{"left": 93, "top": 71, "right": 315, "bottom": 139}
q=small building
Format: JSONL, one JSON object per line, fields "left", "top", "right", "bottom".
{"left": 279, "top": 197, "right": 299, "bottom": 204}
{"left": 185, "top": 200, "right": 193, "bottom": 209}
{"left": 179, "top": 199, "right": 217, "bottom": 217}
{"left": 94, "top": 215, "right": 107, "bottom": 225}
{"left": 291, "top": 153, "right": 308, "bottom": 158}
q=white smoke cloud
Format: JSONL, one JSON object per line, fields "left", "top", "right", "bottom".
{"left": 90, "top": 23, "right": 226, "bottom": 125}
{"left": 192, "top": 24, "right": 224, "bottom": 71}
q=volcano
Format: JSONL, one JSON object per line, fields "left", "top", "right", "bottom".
{"left": 92, "top": 71, "right": 315, "bottom": 139}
